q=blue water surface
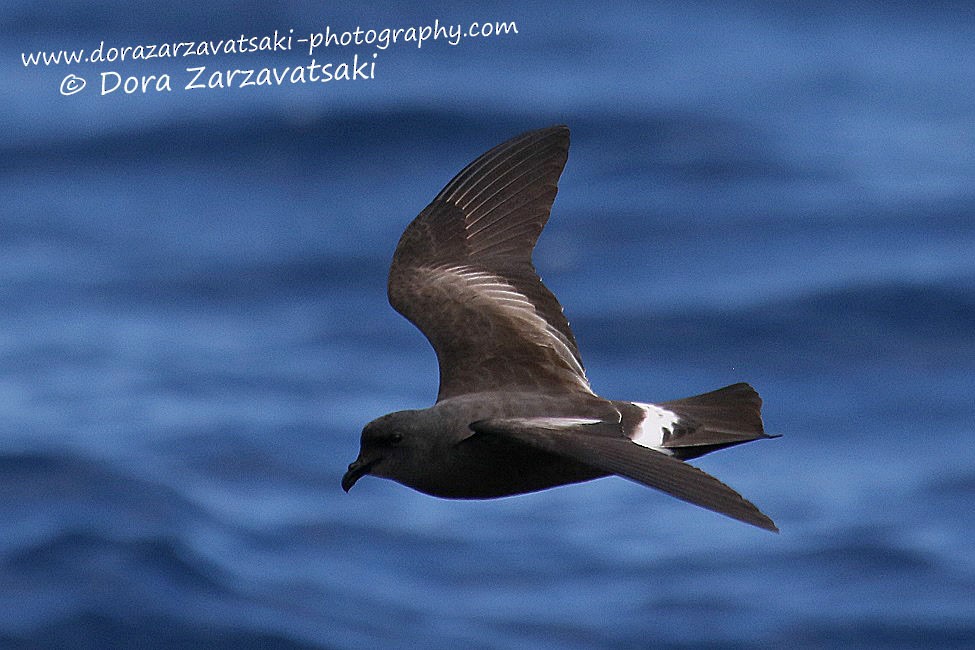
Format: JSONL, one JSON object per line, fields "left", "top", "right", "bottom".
{"left": 3, "top": 2, "right": 974, "bottom": 648}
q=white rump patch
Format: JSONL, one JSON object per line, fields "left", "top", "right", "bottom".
{"left": 629, "top": 402, "right": 680, "bottom": 454}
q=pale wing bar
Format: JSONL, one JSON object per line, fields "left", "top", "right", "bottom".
{"left": 420, "top": 265, "right": 591, "bottom": 394}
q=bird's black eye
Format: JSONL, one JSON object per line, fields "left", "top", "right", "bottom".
{"left": 389, "top": 432, "right": 404, "bottom": 445}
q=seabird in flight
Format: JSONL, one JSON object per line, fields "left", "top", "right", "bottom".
{"left": 342, "top": 126, "right": 779, "bottom": 532}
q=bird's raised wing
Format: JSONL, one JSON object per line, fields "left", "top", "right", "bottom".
{"left": 388, "top": 126, "right": 592, "bottom": 401}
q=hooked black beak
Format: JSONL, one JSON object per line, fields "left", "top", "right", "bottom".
{"left": 341, "top": 457, "right": 378, "bottom": 492}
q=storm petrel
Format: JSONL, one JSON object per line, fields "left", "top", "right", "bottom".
{"left": 342, "top": 126, "right": 778, "bottom": 532}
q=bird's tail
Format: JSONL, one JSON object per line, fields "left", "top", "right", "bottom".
{"left": 652, "top": 382, "right": 777, "bottom": 460}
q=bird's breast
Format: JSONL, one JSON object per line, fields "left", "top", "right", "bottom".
{"left": 407, "top": 433, "right": 607, "bottom": 499}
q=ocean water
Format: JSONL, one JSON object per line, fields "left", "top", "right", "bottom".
{"left": 3, "top": 2, "right": 974, "bottom": 648}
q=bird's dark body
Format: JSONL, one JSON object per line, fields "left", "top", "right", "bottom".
{"left": 411, "top": 434, "right": 608, "bottom": 499}
{"left": 384, "top": 392, "right": 614, "bottom": 499}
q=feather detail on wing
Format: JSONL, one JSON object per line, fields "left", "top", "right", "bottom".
{"left": 388, "top": 126, "right": 591, "bottom": 400}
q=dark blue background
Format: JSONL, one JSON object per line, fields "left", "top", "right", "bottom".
{"left": 4, "top": 2, "right": 974, "bottom": 647}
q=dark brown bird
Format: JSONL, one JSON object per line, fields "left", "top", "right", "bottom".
{"left": 342, "top": 126, "right": 779, "bottom": 532}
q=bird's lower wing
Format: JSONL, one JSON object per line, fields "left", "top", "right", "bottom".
{"left": 469, "top": 417, "right": 778, "bottom": 532}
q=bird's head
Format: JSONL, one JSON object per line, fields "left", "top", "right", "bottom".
{"left": 341, "top": 410, "right": 430, "bottom": 492}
